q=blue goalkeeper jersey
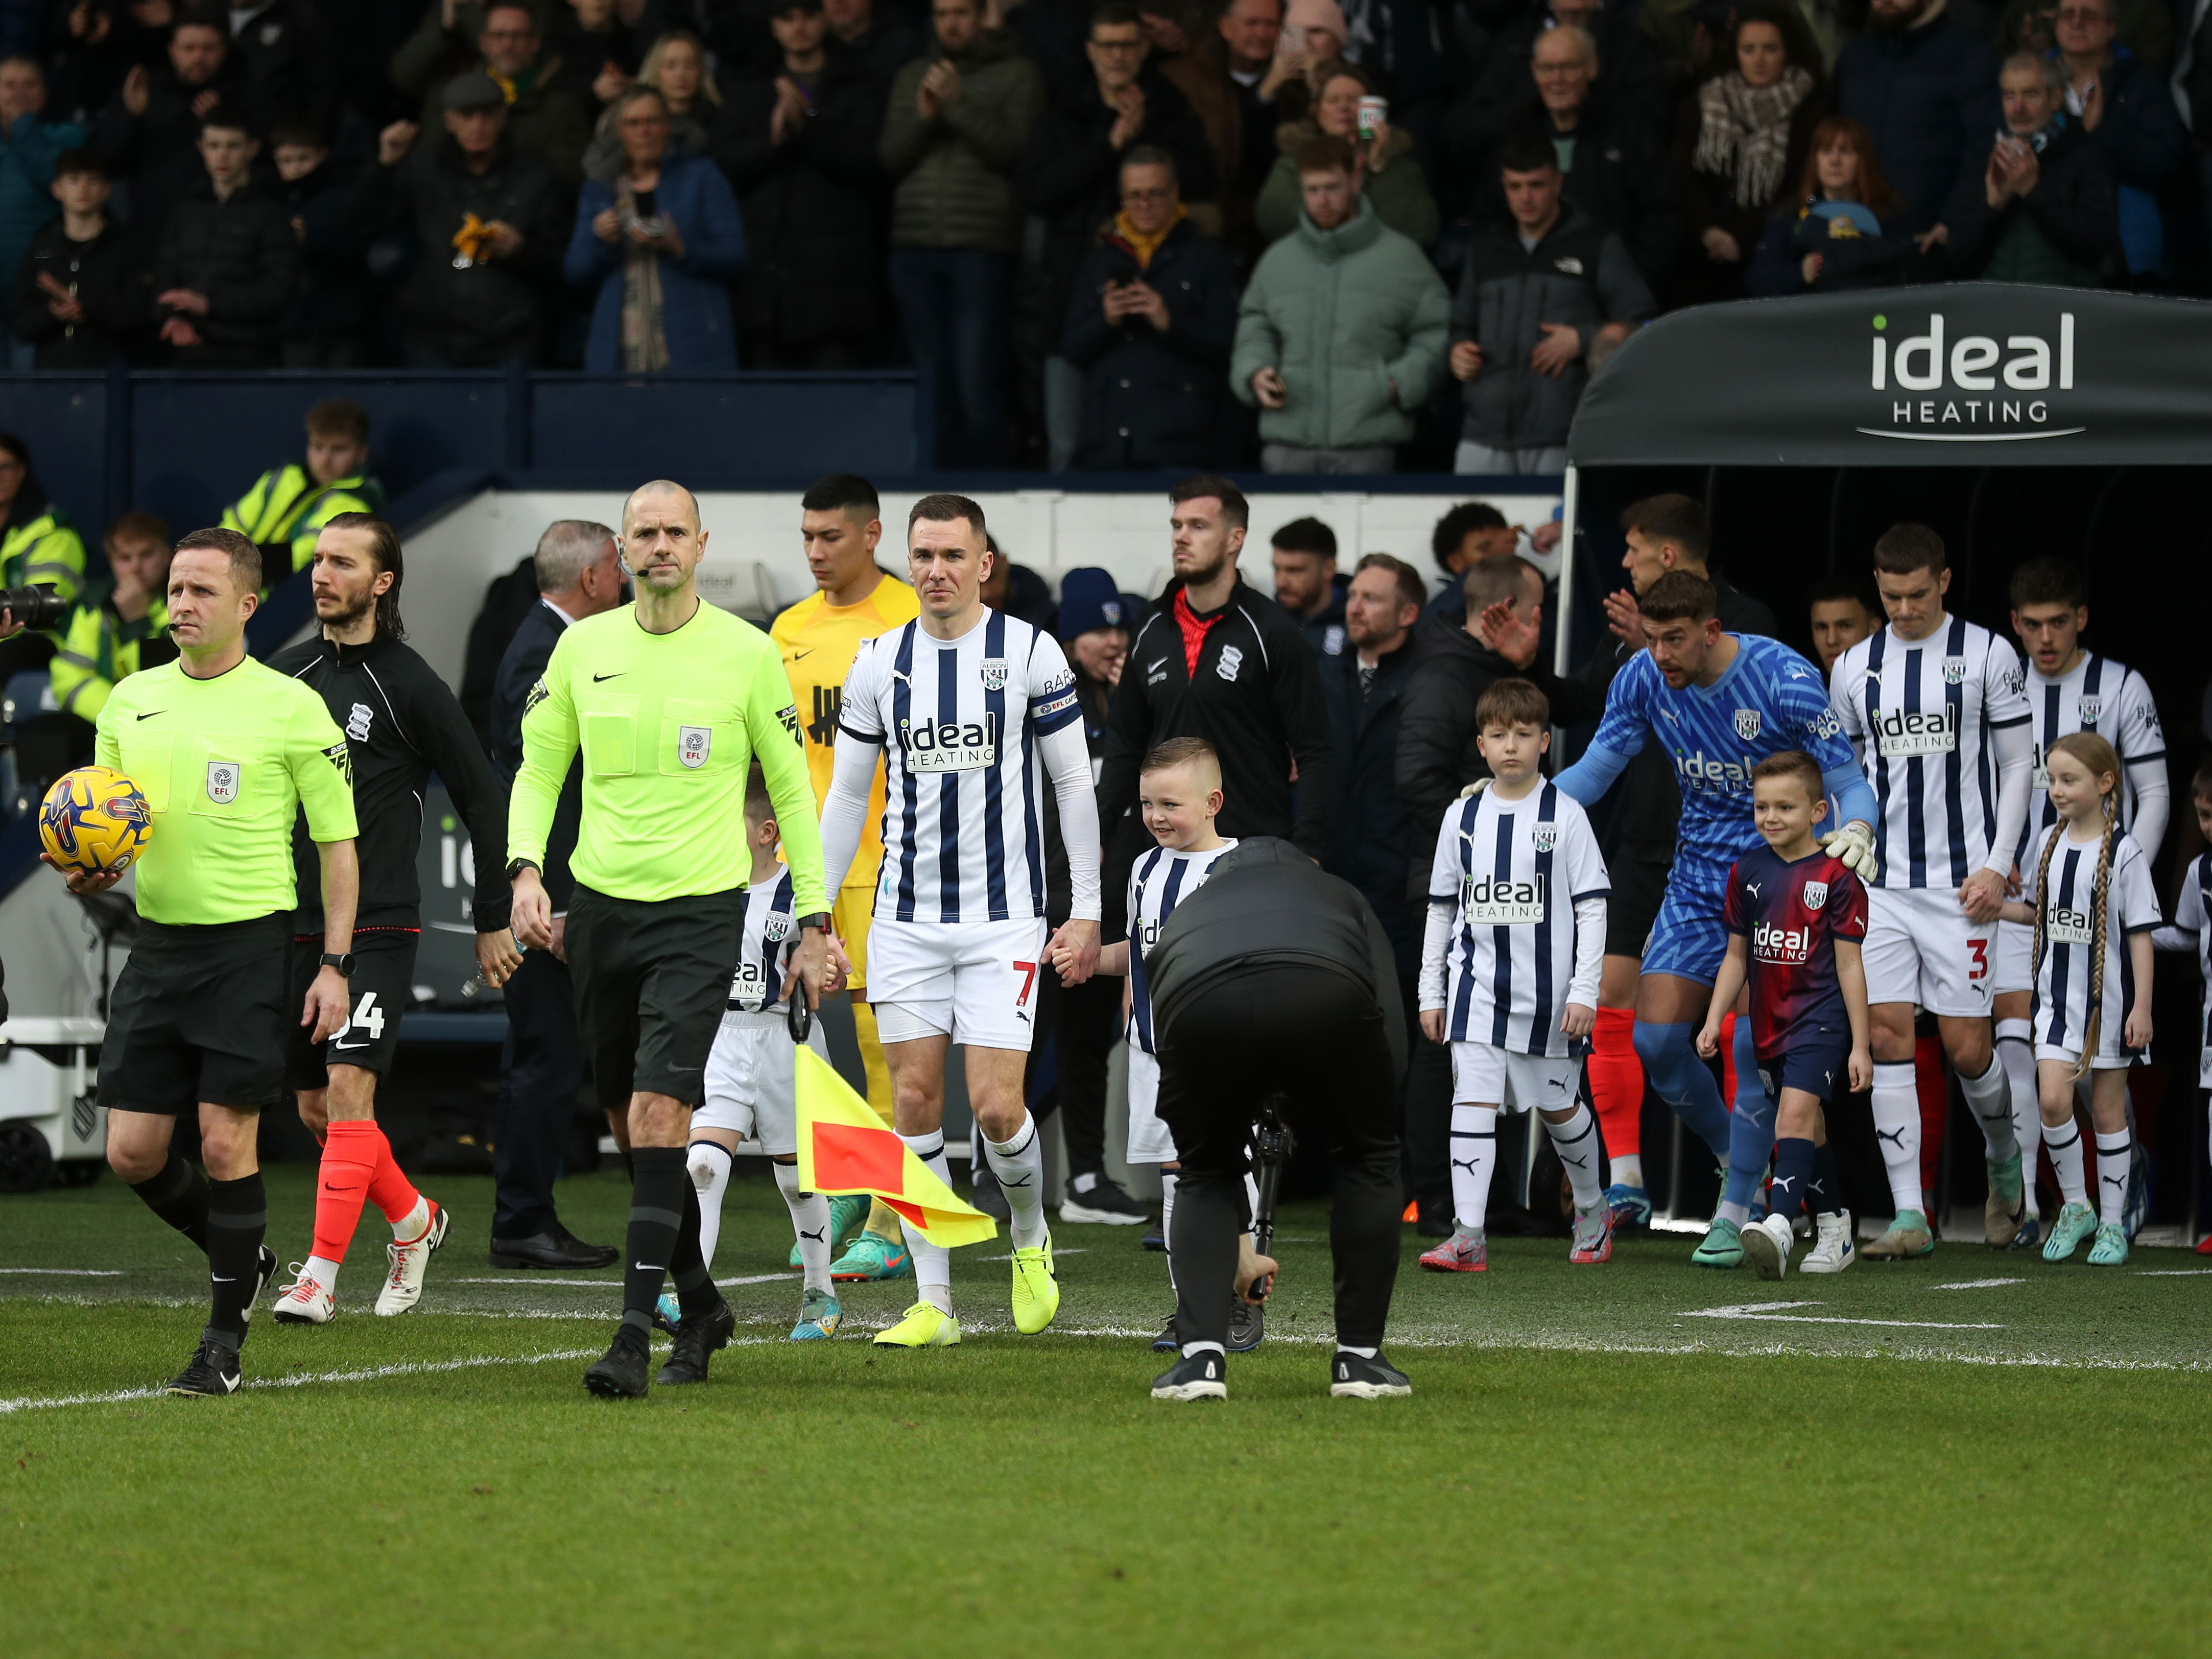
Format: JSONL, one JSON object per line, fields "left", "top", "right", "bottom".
{"left": 1559, "top": 634, "right": 1871, "bottom": 887}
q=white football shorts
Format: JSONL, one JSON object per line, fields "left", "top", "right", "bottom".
{"left": 867, "top": 916, "right": 1052, "bottom": 1052}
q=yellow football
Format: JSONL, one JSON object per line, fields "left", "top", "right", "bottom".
{"left": 38, "top": 765, "right": 154, "bottom": 874}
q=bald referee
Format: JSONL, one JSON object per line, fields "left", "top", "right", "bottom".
{"left": 508, "top": 481, "right": 831, "bottom": 1400}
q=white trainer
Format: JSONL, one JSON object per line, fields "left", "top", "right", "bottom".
{"left": 1800, "top": 1210, "right": 1857, "bottom": 1274}
{"left": 1740, "top": 1212, "right": 1795, "bottom": 1280}
{"left": 374, "top": 1201, "right": 448, "bottom": 1317}
{"left": 272, "top": 1263, "right": 335, "bottom": 1324}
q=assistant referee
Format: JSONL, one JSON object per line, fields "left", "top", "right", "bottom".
{"left": 508, "top": 480, "right": 830, "bottom": 1400}
{"left": 52, "top": 527, "right": 360, "bottom": 1398}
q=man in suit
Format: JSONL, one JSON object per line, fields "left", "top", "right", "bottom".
{"left": 485, "top": 519, "right": 626, "bottom": 1269}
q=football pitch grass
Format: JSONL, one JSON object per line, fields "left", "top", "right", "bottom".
{"left": 4, "top": 1167, "right": 2209, "bottom": 1657}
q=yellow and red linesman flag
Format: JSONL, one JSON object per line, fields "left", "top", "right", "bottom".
{"left": 794, "top": 1047, "right": 997, "bottom": 1247}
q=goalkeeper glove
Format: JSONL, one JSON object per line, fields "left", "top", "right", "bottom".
{"left": 1821, "top": 821, "right": 1879, "bottom": 884}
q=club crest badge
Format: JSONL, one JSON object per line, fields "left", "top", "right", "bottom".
{"left": 205, "top": 761, "right": 239, "bottom": 804}
{"left": 2076, "top": 695, "right": 2101, "bottom": 723}
{"left": 764, "top": 913, "right": 791, "bottom": 942}
{"left": 1802, "top": 881, "right": 1828, "bottom": 911}
{"left": 1217, "top": 645, "right": 1244, "bottom": 683}
{"left": 678, "top": 726, "right": 711, "bottom": 769}
{"left": 1733, "top": 708, "right": 1761, "bottom": 741}
{"left": 1532, "top": 825, "right": 1559, "bottom": 854}
{"left": 1942, "top": 656, "right": 1968, "bottom": 684}
{"left": 980, "top": 658, "right": 1008, "bottom": 692}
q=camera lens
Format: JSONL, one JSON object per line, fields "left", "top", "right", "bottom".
{"left": 1, "top": 583, "right": 70, "bottom": 632}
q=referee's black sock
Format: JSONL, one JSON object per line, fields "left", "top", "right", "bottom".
{"left": 666, "top": 1177, "right": 721, "bottom": 1320}
{"left": 130, "top": 1153, "right": 210, "bottom": 1253}
{"left": 204, "top": 1173, "right": 267, "bottom": 1352}
{"left": 620, "top": 1148, "right": 688, "bottom": 1345}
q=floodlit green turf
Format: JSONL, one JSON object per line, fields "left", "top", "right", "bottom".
{"left": 5, "top": 1167, "right": 2210, "bottom": 1658}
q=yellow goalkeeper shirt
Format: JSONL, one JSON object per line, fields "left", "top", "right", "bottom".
{"left": 769, "top": 574, "right": 919, "bottom": 891}
{"left": 510, "top": 598, "right": 827, "bottom": 911}
{"left": 94, "top": 654, "right": 358, "bottom": 926}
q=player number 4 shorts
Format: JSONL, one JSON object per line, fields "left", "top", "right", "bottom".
{"left": 867, "top": 915, "right": 1052, "bottom": 1052}
{"left": 284, "top": 929, "right": 418, "bottom": 1088}
{"left": 1864, "top": 887, "right": 1994, "bottom": 1017}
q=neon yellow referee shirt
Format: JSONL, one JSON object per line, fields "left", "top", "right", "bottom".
{"left": 94, "top": 655, "right": 359, "bottom": 927}
{"left": 510, "top": 599, "right": 828, "bottom": 910}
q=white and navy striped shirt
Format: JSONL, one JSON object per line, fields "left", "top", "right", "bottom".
{"left": 2154, "top": 850, "right": 2212, "bottom": 1084}
{"left": 728, "top": 866, "right": 798, "bottom": 1013}
{"left": 1832, "top": 615, "right": 2031, "bottom": 889}
{"left": 1425, "top": 784, "right": 1608, "bottom": 1057}
{"left": 1125, "top": 839, "right": 1238, "bottom": 1055}
{"left": 839, "top": 610, "right": 1082, "bottom": 925}
{"left": 2018, "top": 652, "right": 2167, "bottom": 865}
{"left": 2025, "top": 823, "right": 2159, "bottom": 1054}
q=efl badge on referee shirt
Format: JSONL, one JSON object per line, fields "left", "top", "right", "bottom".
{"left": 1802, "top": 881, "right": 1828, "bottom": 911}
{"left": 1733, "top": 708, "right": 1761, "bottom": 741}
{"left": 205, "top": 761, "right": 239, "bottom": 804}
{"left": 1532, "top": 824, "right": 1558, "bottom": 854}
{"left": 678, "top": 726, "right": 711, "bottom": 769}
{"left": 980, "top": 658, "right": 1008, "bottom": 692}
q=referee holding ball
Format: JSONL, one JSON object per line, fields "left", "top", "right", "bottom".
{"left": 49, "top": 528, "right": 361, "bottom": 1398}
{"left": 508, "top": 480, "right": 831, "bottom": 1400}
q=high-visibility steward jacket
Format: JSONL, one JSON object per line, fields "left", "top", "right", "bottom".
{"left": 50, "top": 580, "right": 173, "bottom": 719}
{"left": 1, "top": 504, "right": 87, "bottom": 610}
{"left": 218, "top": 460, "right": 385, "bottom": 578}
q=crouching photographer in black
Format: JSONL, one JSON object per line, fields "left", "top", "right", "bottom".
{"left": 1145, "top": 838, "right": 1411, "bottom": 1403}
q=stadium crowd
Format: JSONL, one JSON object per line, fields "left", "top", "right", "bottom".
{"left": 0, "top": 0, "right": 2205, "bottom": 467}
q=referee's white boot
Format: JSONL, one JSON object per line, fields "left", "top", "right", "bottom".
{"left": 272, "top": 1263, "right": 336, "bottom": 1325}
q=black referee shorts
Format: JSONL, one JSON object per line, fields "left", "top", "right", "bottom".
{"left": 97, "top": 912, "right": 290, "bottom": 1116}
{"left": 1606, "top": 851, "right": 1668, "bottom": 959}
{"left": 283, "top": 928, "right": 418, "bottom": 1090}
{"left": 567, "top": 883, "right": 743, "bottom": 1109}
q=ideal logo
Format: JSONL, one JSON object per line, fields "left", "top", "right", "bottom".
{"left": 1463, "top": 873, "right": 1545, "bottom": 926}
{"left": 1873, "top": 705, "right": 1957, "bottom": 757}
{"left": 2047, "top": 905, "right": 2096, "bottom": 947}
{"left": 1863, "top": 311, "right": 2082, "bottom": 442}
{"left": 899, "top": 711, "right": 998, "bottom": 773}
{"left": 1677, "top": 749, "right": 1756, "bottom": 792}
{"left": 1753, "top": 920, "right": 1812, "bottom": 964}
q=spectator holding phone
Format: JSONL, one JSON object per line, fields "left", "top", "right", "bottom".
{"left": 567, "top": 84, "right": 746, "bottom": 370}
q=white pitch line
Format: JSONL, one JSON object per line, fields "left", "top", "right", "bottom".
{"left": 447, "top": 1273, "right": 791, "bottom": 1289}
{"left": 0, "top": 1268, "right": 122, "bottom": 1276}
{"left": 978, "top": 1249, "right": 1088, "bottom": 1262}
{"left": 2133, "top": 1268, "right": 2212, "bottom": 1277}
{"left": 1930, "top": 1277, "right": 2026, "bottom": 1291}
{"left": 1680, "top": 1301, "right": 2002, "bottom": 1331}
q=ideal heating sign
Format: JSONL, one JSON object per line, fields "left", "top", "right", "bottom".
{"left": 1863, "top": 311, "right": 2079, "bottom": 442}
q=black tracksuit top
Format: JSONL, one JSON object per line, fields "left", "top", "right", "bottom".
{"left": 1097, "top": 577, "right": 1331, "bottom": 857}
{"left": 270, "top": 630, "right": 511, "bottom": 934}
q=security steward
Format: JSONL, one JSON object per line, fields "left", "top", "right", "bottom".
{"left": 266, "top": 513, "right": 520, "bottom": 1308}
{"left": 1143, "top": 838, "right": 1411, "bottom": 1404}
{"left": 485, "top": 519, "right": 627, "bottom": 1270}
{"left": 508, "top": 480, "right": 831, "bottom": 1399}
{"left": 49, "top": 527, "right": 360, "bottom": 1397}
{"left": 219, "top": 398, "right": 385, "bottom": 580}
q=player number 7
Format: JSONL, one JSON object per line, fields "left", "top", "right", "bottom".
{"left": 1013, "top": 960, "right": 1038, "bottom": 1007}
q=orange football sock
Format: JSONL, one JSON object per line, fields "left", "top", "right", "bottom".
{"left": 313, "top": 1121, "right": 381, "bottom": 1262}
{"left": 365, "top": 1129, "right": 425, "bottom": 1234}
{"left": 1587, "top": 1007, "right": 1644, "bottom": 1162}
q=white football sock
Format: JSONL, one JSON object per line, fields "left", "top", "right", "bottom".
{"left": 1995, "top": 1021, "right": 2039, "bottom": 1217}
{"left": 1339, "top": 1344, "right": 1378, "bottom": 1359}
{"left": 1543, "top": 1104, "right": 1604, "bottom": 1210}
{"left": 1959, "top": 1052, "right": 2017, "bottom": 1162}
{"left": 1870, "top": 1062, "right": 1923, "bottom": 1214}
{"left": 2094, "top": 1129, "right": 2131, "bottom": 1225}
{"left": 1609, "top": 1152, "right": 1643, "bottom": 1190}
{"left": 773, "top": 1160, "right": 833, "bottom": 1293}
{"left": 1159, "top": 1169, "right": 1178, "bottom": 1292}
{"left": 1448, "top": 1104, "right": 1498, "bottom": 1233}
{"left": 391, "top": 1195, "right": 431, "bottom": 1243}
{"left": 985, "top": 1113, "right": 1048, "bottom": 1251}
{"left": 899, "top": 1131, "right": 954, "bottom": 1313}
{"left": 686, "top": 1140, "right": 734, "bottom": 1272}
{"left": 2043, "top": 1118, "right": 2086, "bottom": 1206}
{"left": 304, "top": 1252, "right": 340, "bottom": 1294}
{"left": 1243, "top": 1168, "right": 1259, "bottom": 1230}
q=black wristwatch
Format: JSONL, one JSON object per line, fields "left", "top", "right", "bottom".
{"left": 320, "top": 952, "right": 355, "bottom": 977}
{"left": 796, "top": 912, "right": 833, "bottom": 934}
{"left": 506, "top": 858, "right": 539, "bottom": 880}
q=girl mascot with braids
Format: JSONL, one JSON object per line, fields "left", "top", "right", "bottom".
{"left": 1999, "top": 734, "right": 2158, "bottom": 1266}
